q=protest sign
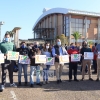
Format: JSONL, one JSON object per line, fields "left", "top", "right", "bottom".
{"left": 19, "top": 55, "right": 30, "bottom": 64}
{"left": 59, "top": 55, "right": 69, "bottom": 64}
{"left": 84, "top": 52, "right": 93, "bottom": 59}
{"left": 7, "top": 51, "right": 19, "bottom": 60}
{"left": 45, "top": 57, "right": 54, "bottom": 65}
{"left": 71, "top": 54, "right": 80, "bottom": 62}
{"left": 0, "top": 54, "right": 4, "bottom": 63}
{"left": 35, "top": 55, "right": 46, "bottom": 63}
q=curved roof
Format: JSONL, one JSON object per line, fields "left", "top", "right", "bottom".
{"left": 33, "top": 8, "right": 68, "bottom": 30}
{"left": 33, "top": 8, "right": 100, "bottom": 30}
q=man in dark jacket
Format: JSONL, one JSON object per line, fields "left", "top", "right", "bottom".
{"left": 80, "top": 41, "right": 93, "bottom": 81}
{"left": 52, "top": 39, "right": 68, "bottom": 84}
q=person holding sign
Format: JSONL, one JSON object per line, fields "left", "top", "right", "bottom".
{"left": 67, "top": 43, "right": 79, "bottom": 82}
{"left": 17, "top": 42, "right": 29, "bottom": 86}
{"left": 0, "top": 33, "right": 17, "bottom": 91}
{"left": 80, "top": 41, "right": 93, "bottom": 81}
{"left": 95, "top": 43, "right": 100, "bottom": 81}
{"left": 52, "top": 39, "right": 68, "bottom": 84}
{"left": 42, "top": 43, "right": 52, "bottom": 84}
{"left": 29, "top": 45, "right": 42, "bottom": 87}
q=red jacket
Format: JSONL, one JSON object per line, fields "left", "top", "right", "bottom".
{"left": 67, "top": 49, "right": 79, "bottom": 62}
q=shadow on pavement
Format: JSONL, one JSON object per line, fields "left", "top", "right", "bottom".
{"left": 3, "top": 80, "right": 100, "bottom": 92}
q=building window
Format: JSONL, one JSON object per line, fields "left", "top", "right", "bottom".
{"left": 71, "top": 18, "right": 75, "bottom": 22}
{"left": 64, "top": 16, "right": 69, "bottom": 36}
{"left": 87, "top": 20, "right": 90, "bottom": 24}
{"left": 71, "top": 18, "right": 83, "bottom": 35}
{"left": 79, "top": 19, "right": 83, "bottom": 23}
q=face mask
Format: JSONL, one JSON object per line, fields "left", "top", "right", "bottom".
{"left": 21, "top": 45, "right": 26, "bottom": 48}
{"left": 46, "top": 46, "right": 49, "bottom": 49}
{"left": 34, "top": 45, "right": 38, "bottom": 48}
{"left": 5, "top": 38, "right": 10, "bottom": 42}
{"left": 70, "top": 46, "right": 74, "bottom": 49}
{"left": 83, "top": 44, "right": 87, "bottom": 47}
{"left": 57, "top": 42, "right": 61, "bottom": 46}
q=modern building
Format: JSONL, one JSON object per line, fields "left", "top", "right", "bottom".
{"left": 32, "top": 8, "right": 100, "bottom": 44}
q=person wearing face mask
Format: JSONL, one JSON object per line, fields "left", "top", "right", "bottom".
{"left": 0, "top": 33, "right": 17, "bottom": 91}
{"left": 41, "top": 43, "right": 52, "bottom": 84}
{"left": 17, "top": 42, "right": 29, "bottom": 86}
{"left": 29, "top": 45, "right": 42, "bottom": 87}
{"left": 34, "top": 42, "right": 39, "bottom": 48}
{"left": 67, "top": 43, "right": 79, "bottom": 82}
{"left": 80, "top": 41, "right": 93, "bottom": 81}
{"left": 52, "top": 39, "right": 68, "bottom": 84}
{"left": 80, "top": 41, "right": 88, "bottom": 73}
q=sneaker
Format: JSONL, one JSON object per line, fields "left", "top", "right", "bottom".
{"left": 74, "top": 79, "right": 79, "bottom": 82}
{"left": 46, "top": 81, "right": 49, "bottom": 84}
{"left": 1, "top": 85, "right": 5, "bottom": 90}
{"left": 43, "top": 81, "right": 46, "bottom": 85}
{"left": 92, "top": 71, "right": 97, "bottom": 74}
{"left": 30, "top": 84, "right": 34, "bottom": 87}
{"left": 18, "top": 82, "right": 21, "bottom": 86}
{"left": 57, "top": 80, "right": 60, "bottom": 84}
{"left": 36, "top": 83, "right": 42, "bottom": 86}
{"left": 24, "top": 82, "right": 27, "bottom": 86}
{"left": 96, "top": 78, "right": 99, "bottom": 82}
{"left": 81, "top": 78, "right": 84, "bottom": 81}
{"left": 10, "top": 83, "right": 17, "bottom": 87}
{"left": 59, "top": 79, "right": 62, "bottom": 83}
{"left": 69, "top": 79, "right": 72, "bottom": 82}
{"left": 89, "top": 78, "right": 93, "bottom": 81}
{"left": 0, "top": 89, "right": 3, "bottom": 92}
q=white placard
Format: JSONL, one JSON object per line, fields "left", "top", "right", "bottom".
{"left": 98, "top": 52, "right": 100, "bottom": 59}
{"left": 84, "top": 52, "right": 93, "bottom": 60}
{"left": 7, "top": 51, "right": 19, "bottom": 60}
{"left": 71, "top": 54, "right": 81, "bottom": 62}
{"left": 0, "top": 54, "right": 4, "bottom": 63}
{"left": 35, "top": 55, "right": 46, "bottom": 63}
{"left": 59, "top": 55, "right": 69, "bottom": 64}
{"left": 45, "top": 57, "right": 55, "bottom": 65}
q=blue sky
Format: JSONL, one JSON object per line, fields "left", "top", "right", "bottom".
{"left": 0, "top": 0, "right": 100, "bottom": 40}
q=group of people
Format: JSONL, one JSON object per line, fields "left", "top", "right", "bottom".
{"left": 0, "top": 32, "right": 100, "bottom": 92}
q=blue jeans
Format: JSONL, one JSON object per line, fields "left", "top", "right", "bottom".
{"left": 43, "top": 65, "right": 50, "bottom": 81}
{"left": 18, "top": 64, "right": 28, "bottom": 82}
{"left": 30, "top": 66, "right": 40, "bottom": 84}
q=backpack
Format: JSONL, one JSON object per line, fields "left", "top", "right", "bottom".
{"left": 13, "top": 61, "right": 18, "bottom": 72}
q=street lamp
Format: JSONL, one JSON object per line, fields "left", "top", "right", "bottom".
{"left": 0, "top": 21, "right": 4, "bottom": 42}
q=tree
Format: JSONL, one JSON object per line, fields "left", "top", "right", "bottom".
{"left": 88, "top": 41, "right": 93, "bottom": 48}
{"left": 71, "top": 31, "right": 81, "bottom": 45}
{"left": 56, "top": 34, "right": 68, "bottom": 45}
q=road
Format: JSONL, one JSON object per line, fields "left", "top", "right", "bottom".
{"left": 0, "top": 65, "right": 100, "bottom": 100}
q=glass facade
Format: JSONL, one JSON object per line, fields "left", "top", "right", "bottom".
{"left": 71, "top": 18, "right": 83, "bottom": 35}
{"left": 64, "top": 16, "right": 69, "bottom": 36}
{"left": 63, "top": 16, "right": 91, "bottom": 38}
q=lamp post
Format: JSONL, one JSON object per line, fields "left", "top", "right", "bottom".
{"left": 0, "top": 21, "right": 4, "bottom": 42}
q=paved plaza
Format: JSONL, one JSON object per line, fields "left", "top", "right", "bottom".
{"left": 0, "top": 65, "right": 100, "bottom": 100}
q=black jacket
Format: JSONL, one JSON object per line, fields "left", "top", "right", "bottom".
{"left": 80, "top": 47, "right": 91, "bottom": 61}
{"left": 17, "top": 47, "right": 29, "bottom": 56}
{"left": 29, "top": 47, "right": 41, "bottom": 66}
